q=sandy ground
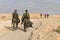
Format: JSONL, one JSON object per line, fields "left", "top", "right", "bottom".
{"left": 0, "top": 19, "right": 40, "bottom": 40}
{"left": 0, "top": 14, "right": 60, "bottom": 40}
{"left": 30, "top": 18, "right": 60, "bottom": 40}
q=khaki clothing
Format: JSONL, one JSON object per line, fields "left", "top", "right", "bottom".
{"left": 21, "top": 13, "right": 30, "bottom": 24}
{"left": 12, "top": 13, "right": 20, "bottom": 24}
{"left": 12, "top": 12, "right": 20, "bottom": 28}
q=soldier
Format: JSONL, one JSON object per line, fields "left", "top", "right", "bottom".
{"left": 21, "top": 10, "right": 33, "bottom": 32}
{"left": 47, "top": 14, "right": 49, "bottom": 18}
{"left": 44, "top": 14, "right": 46, "bottom": 18}
{"left": 40, "top": 13, "right": 42, "bottom": 17}
{"left": 40, "top": 13, "right": 42, "bottom": 18}
{"left": 12, "top": 9, "right": 20, "bottom": 29}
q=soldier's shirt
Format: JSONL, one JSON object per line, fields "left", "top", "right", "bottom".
{"left": 23, "top": 13, "right": 30, "bottom": 19}
{"left": 12, "top": 13, "right": 18, "bottom": 19}
{"left": 21, "top": 12, "right": 30, "bottom": 24}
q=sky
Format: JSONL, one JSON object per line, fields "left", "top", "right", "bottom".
{"left": 0, "top": 0, "right": 60, "bottom": 14}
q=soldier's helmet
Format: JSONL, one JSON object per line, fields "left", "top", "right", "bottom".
{"left": 25, "top": 10, "right": 28, "bottom": 12}
{"left": 14, "top": 9, "right": 17, "bottom": 13}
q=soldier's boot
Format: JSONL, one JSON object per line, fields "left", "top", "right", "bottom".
{"left": 16, "top": 23, "right": 18, "bottom": 28}
{"left": 15, "top": 23, "right": 18, "bottom": 30}
{"left": 13, "top": 23, "right": 15, "bottom": 28}
{"left": 12, "top": 23, "right": 15, "bottom": 31}
{"left": 24, "top": 26, "right": 26, "bottom": 32}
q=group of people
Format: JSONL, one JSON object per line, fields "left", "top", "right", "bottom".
{"left": 12, "top": 9, "right": 33, "bottom": 32}
{"left": 40, "top": 13, "right": 49, "bottom": 18}
{"left": 44, "top": 14, "right": 49, "bottom": 18}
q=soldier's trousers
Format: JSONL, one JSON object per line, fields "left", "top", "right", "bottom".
{"left": 24, "top": 25, "right": 27, "bottom": 32}
{"left": 13, "top": 23, "right": 18, "bottom": 28}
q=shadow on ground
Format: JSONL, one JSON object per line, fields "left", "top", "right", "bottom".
{"left": 3, "top": 25, "right": 24, "bottom": 31}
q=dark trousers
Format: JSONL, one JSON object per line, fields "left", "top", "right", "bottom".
{"left": 24, "top": 24, "right": 27, "bottom": 32}
{"left": 13, "top": 23, "right": 18, "bottom": 28}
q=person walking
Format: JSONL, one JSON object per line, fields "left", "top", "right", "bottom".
{"left": 21, "top": 10, "right": 33, "bottom": 32}
{"left": 12, "top": 9, "right": 20, "bottom": 30}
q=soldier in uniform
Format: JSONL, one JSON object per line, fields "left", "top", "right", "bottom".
{"left": 47, "top": 14, "right": 49, "bottom": 18}
{"left": 12, "top": 9, "right": 20, "bottom": 29}
{"left": 40, "top": 13, "right": 42, "bottom": 18}
{"left": 44, "top": 14, "right": 46, "bottom": 18}
{"left": 21, "top": 10, "right": 33, "bottom": 32}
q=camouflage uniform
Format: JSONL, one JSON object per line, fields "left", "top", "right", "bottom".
{"left": 12, "top": 10, "right": 20, "bottom": 28}
{"left": 44, "top": 14, "right": 46, "bottom": 18}
{"left": 47, "top": 14, "right": 49, "bottom": 18}
{"left": 21, "top": 10, "right": 33, "bottom": 32}
{"left": 40, "top": 13, "right": 42, "bottom": 17}
{"left": 21, "top": 12, "right": 30, "bottom": 32}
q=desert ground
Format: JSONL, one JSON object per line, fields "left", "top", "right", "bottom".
{"left": 0, "top": 14, "right": 60, "bottom": 40}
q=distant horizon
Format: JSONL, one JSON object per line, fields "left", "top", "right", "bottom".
{"left": 0, "top": 0, "right": 60, "bottom": 14}
{"left": 0, "top": 12, "right": 59, "bottom": 15}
